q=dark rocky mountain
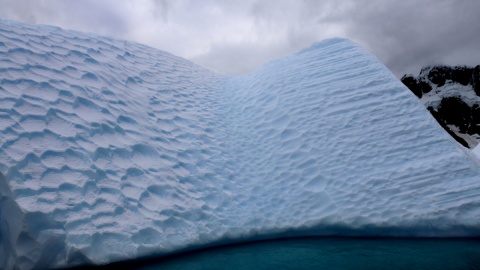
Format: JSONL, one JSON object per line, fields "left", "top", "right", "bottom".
{"left": 401, "top": 65, "right": 480, "bottom": 149}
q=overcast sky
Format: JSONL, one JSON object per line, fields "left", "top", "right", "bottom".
{"left": 1, "top": 0, "right": 479, "bottom": 77}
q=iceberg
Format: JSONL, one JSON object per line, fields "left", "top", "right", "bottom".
{"left": 473, "top": 144, "right": 480, "bottom": 159}
{"left": 1, "top": 20, "right": 480, "bottom": 269}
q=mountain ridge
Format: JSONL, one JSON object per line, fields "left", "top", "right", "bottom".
{"left": 401, "top": 65, "right": 480, "bottom": 148}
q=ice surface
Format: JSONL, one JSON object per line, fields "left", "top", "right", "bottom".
{"left": 472, "top": 144, "right": 480, "bottom": 159}
{"left": 1, "top": 20, "right": 480, "bottom": 269}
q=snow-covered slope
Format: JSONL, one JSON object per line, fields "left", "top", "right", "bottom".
{"left": 401, "top": 66, "right": 480, "bottom": 148}
{"left": 1, "top": 20, "right": 480, "bottom": 269}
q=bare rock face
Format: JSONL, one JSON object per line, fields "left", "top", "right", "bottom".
{"left": 473, "top": 66, "right": 480, "bottom": 96}
{"left": 400, "top": 75, "right": 432, "bottom": 98}
{"left": 402, "top": 65, "right": 480, "bottom": 148}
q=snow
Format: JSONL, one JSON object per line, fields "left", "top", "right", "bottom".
{"left": 416, "top": 66, "right": 479, "bottom": 109}
{"left": 414, "top": 67, "right": 480, "bottom": 148}
{"left": 420, "top": 83, "right": 478, "bottom": 108}
{"left": 447, "top": 124, "right": 480, "bottom": 148}
{"left": 1, "top": 20, "right": 480, "bottom": 269}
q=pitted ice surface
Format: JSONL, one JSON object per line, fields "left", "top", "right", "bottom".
{"left": 1, "top": 20, "right": 480, "bottom": 269}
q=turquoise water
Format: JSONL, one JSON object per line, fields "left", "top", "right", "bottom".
{"left": 121, "top": 237, "right": 480, "bottom": 270}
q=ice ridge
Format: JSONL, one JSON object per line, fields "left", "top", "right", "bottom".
{"left": 1, "top": 20, "right": 480, "bottom": 269}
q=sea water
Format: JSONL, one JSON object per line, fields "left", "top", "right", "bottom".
{"left": 99, "top": 237, "right": 480, "bottom": 270}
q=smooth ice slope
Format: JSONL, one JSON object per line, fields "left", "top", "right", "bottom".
{"left": 473, "top": 144, "right": 480, "bottom": 159}
{"left": 1, "top": 20, "right": 480, "bottom": 269}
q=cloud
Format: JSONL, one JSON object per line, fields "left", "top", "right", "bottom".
{"left": 341, "top": 0, "right": 480, "bottom": 76}
{"left": 0, "top": 0, "right": 139, "bottom": 41}
{"left": 1, "top": 0, "right": 479, "bottom": 77}
{"left": 190, "top": 0, "right": 353, "bottom": 74}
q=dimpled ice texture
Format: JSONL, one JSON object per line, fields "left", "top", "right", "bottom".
{"left": 1, "top": 20, "right": 480, "bottom": 269}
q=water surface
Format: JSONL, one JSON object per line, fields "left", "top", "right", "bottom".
{"left": 109, "top": 237, "right": 480, "bottom": 270}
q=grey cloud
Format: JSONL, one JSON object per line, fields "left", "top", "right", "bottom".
{"left": 152, "top": 0, "right": 171, "bottom": 23}
{"left": 0, "top": 0, "right": 57, "bottom": 24}
{"left": 1, "top": 0, "right": 479, "bottom": 78}
{"left": 0, "top": 0, "right": 131, "bottom": 36}
{"left": 59, "top": 0, "right": 131, "bottom": 36}
{"left": 191, "top": 39, "right": 303, "bottom": 75}
{"left": 341, "top": 0, "right": 480, "bottom": 77}
{"left": 192, "top": 0, "right": 351, "bottom": 74}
